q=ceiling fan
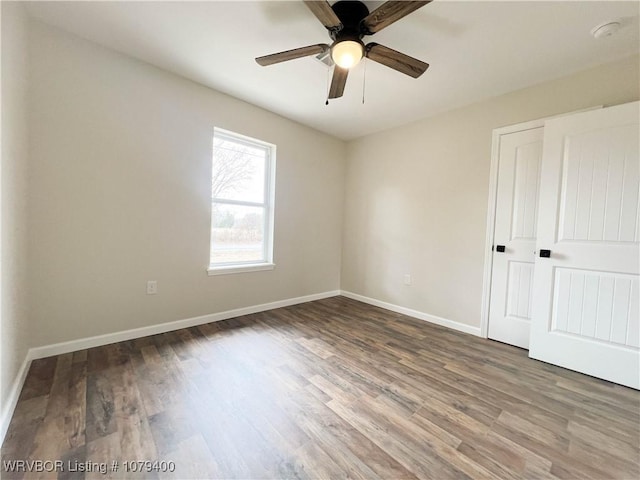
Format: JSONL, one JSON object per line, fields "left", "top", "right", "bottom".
{"left": 255, "top": 1, "right": 431, "bottom": 99}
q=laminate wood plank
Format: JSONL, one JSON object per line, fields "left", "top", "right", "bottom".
{"left": 66, "top": 361, "right": 87, "bottom": 450}
{"left": 106, "top": 342, "right": 132, "bottom": 368}
{"left": 85, "top": 373, "right": 117, "bottom": 443}
{"left": 303, "top": 382, "right": 331, "bottom": 403}
{"left": 479, "top": 359, "right": 640, "bottom": 420}
{"left": 84, "top": 432, "right": 124, "bottom": 480}
{"left": 296, "top": 389, "right": 417, "bottom": 479}
{"left": 18, "top": 357, "right": 57, "bottom": 401}
{"left": 86, "top": 346, "right": 110, "bottom": 374}
{"left": 308, "top": 373, "right": 360, "bottom": 404}
{"left": 296, "top": 318, "right": 407, "bottom": 369}
{"left": 158, "top": 434, "right": 220, "bottom": 480}
{"left": 289, "top": 400, "right": 382, "bottom": 480}
{"left": 548, "top": 454, "right": 616, "bottom": 479}
{"left": 366, "top": 394, "right": 500, "bottom": 480}
{"left": 488, "top": 419, "right": 611, "bottom": 480}
{"left": 326, "top": 398, "right": 473, "bottom": 479}
{"left": 23, "top": 416, "right": 67, "bottom": 480}
{"left": 293, "top": 441, "right": 344, "bottom": 480}
{"left": 58, "top": 445, "right": 87, "bottom": 480}
{"left": 521, "top": 463, "right": 558, "bottom": 480}
{"left": 459, "top": 430, "right": 530, "bottom": 476}
{"left": 205, "top": 403, "right": 281, "bottom": 478}
{"left": 569, "top": 410, "right": 639, "bottom": 447}
{"left": 456, "top": 441, "right": 527, "bottom": 480}
{"left": 127, "top": 360, "right": 163, "bottom": 418}
{"left": 496, "top": 410, "right": 570, "bottom": 452}
{"left": 246, "top": 374, "right": 311, "bottom": 447}
{"left": 500, "top": 402, "right": 569, "bottom": 439}
{"left": 140, "top": 353, "right": 189, "bottom": 414}
{"left": 112, "top": 365, "right": 157, "bottom": 462}
{"left": 373, "top": 385, "right": 422, "bottom": 418}
{"left": 33, "top": 354, "right": 86, "bottom": 460}
{"left": 567, "top": 418, "right": 639, "bottom": 461}
{"left": 295, "top": 337, "right": 336, "bottom": 359}
{"left": 483, "top": 429, "right": 554, "bottom": 478}
{"left": 331, "top": 356, "right": 411, "bottom": 401}
{"left": 128, "top": 335, "right": 156, "bottom": 351}
{"left": 567, "top": 437, "right": 639, "bottom": 478}
{"left": 400, "top": 356, "right": 532, "bottom": 416}
{"left": 140, "top": 345, "right": 163, "bottom": 366}
{"left": 444, "top": 362, "right": 578, "bottom": 419}
{"left": 148, "top": 407, "right": 195, "bottom": 457}
{"left": 72, "top": 349, "right": 88, "bottom": 364}
{"left": 2, "top": 296, "right": 638, "bottom": 479}
{"left": 0, "top": 395, "right": 47, "bottom": 468}
{"left": 236, "top": 394, "right": 310, "bottom": 461}
{"left": 407, "top": 408, "right": 462, "bottom": 449}
{"left": 191, "top": 404, "right": 253, "bottom": 479}
{"left": 414, "top": 396, "right": 492, "bottom": 442}
{"left": 198, "top": 358, "right": 305, "bottom": 478}
{"left": 43, "top": 355, "right": 72, "bottom": 418}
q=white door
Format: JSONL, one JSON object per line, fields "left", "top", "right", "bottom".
{"left": 529, "top": 101, "right": 640, "bottom": 389}
{"left": 488, "top": 127, "right": 543, "bottom": 349}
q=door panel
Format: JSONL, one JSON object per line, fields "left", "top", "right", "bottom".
{"left": 551, "top": 268, "right": 638, "bottom": 345}
{"left": 511, "top": 141, "right": 541, "bottom": 241}
{"left": 529, "top": 101, "right": 640, "bottom": 389}
{"left": 558, "top": 124, "right": 639, "bottom": 243}
{"left": 488, "top": 127, "right": 543, "bottom": 349}
{"left": 506, "top": 261, "right": 534, "bottom": 320}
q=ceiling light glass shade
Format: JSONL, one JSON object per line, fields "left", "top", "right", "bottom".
{"left": 331, "top": 40, "right": 364, "bottom": 69}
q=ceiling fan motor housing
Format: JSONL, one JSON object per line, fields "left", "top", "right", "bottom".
{"left": 329, "top": 0, "right": 370, "bottom": 43}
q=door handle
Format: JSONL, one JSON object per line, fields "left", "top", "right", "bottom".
{"left": 495, "top": 245, "right": 505, "bottom": 252}
{"left": 539, "top": 249, "right": 551, "bottom": 258}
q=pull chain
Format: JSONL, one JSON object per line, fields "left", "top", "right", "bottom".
{"left": 325, "top": 65, "right": 331, "bottom": 105}
{"left": 362, "top": 58, "right": 367, "bottom": 104}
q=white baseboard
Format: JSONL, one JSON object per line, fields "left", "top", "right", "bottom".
{"left": 0, "top": 355, "right": 31, "bottom": 446}
{"left": 0, "top": 290, "right": 340, "bottom": 445}
{"left": 340, "top": 290, "right": 482, "bottom": 337}
{"left": 27, "top": 290, "right": 342, "bottom": 361}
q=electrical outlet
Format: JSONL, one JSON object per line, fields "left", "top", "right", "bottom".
{"left": 403, "top": 274, "right": 412, "bottom": 286}
{"left": 146, "top": 280, "right": 157, "bottom": 295}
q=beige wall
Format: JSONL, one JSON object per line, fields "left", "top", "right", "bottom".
{"left": 27, "top": 21, "right": 345, "bottom": 347}
{"left": 1, "top": 2, "right": 30, "bottom": 432}
{"left": 342, "top": 54, "right": 640, "bottom": 328}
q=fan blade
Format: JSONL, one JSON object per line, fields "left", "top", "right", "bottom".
{"left": 365, "top": 43, "right": 428, "bottom": 78}
{"left": 362, "top": 1, "right": 431, "bottom": 34}
{"left": 328, "top": 66, "right": 348, "bottom": 99}
{"left": 256, "top": 44, "right": 329, "bottom": 66}
{"left": 303, "top": 1, "right": 342, "bottom": 30}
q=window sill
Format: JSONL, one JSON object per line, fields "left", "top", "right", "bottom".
{"left": 207, "top": 263, "right": 275, "bottom": 276}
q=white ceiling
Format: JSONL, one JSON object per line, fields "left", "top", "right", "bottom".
{"left": 25, "top": 1, "right": 640, "bottom": 140}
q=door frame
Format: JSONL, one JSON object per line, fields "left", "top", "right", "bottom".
{"left": 479, "top": 107, "right": 602, "bottom": 339}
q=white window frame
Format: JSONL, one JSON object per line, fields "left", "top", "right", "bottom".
{"left": 207, "top": 128, "right": 276, "bottom": 276}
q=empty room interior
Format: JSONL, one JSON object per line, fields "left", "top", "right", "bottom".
{"left": 2, "top": 0, "right": 640, "bottom": 478}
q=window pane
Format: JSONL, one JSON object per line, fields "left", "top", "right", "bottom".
{"left": 211, "top": 204, "right": 265, "bottom": 264}
{"left": 212, "top": 138, "right": 266, "bottom": 203}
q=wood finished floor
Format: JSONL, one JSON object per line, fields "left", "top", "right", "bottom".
{"left": 2, "top": 296, "right": 639, "bottom": 479}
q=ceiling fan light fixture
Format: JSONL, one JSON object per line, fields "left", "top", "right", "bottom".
{"left": 331, "top": 40, "right": 364, "bottom": 69}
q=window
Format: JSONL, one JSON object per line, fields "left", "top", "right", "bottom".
{"left": 208, "top": 128, "right": 275, "bottom": 275}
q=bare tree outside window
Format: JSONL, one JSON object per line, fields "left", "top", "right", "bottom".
{"left": 211, "top": 142, "right": 257, "bottom": 200}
